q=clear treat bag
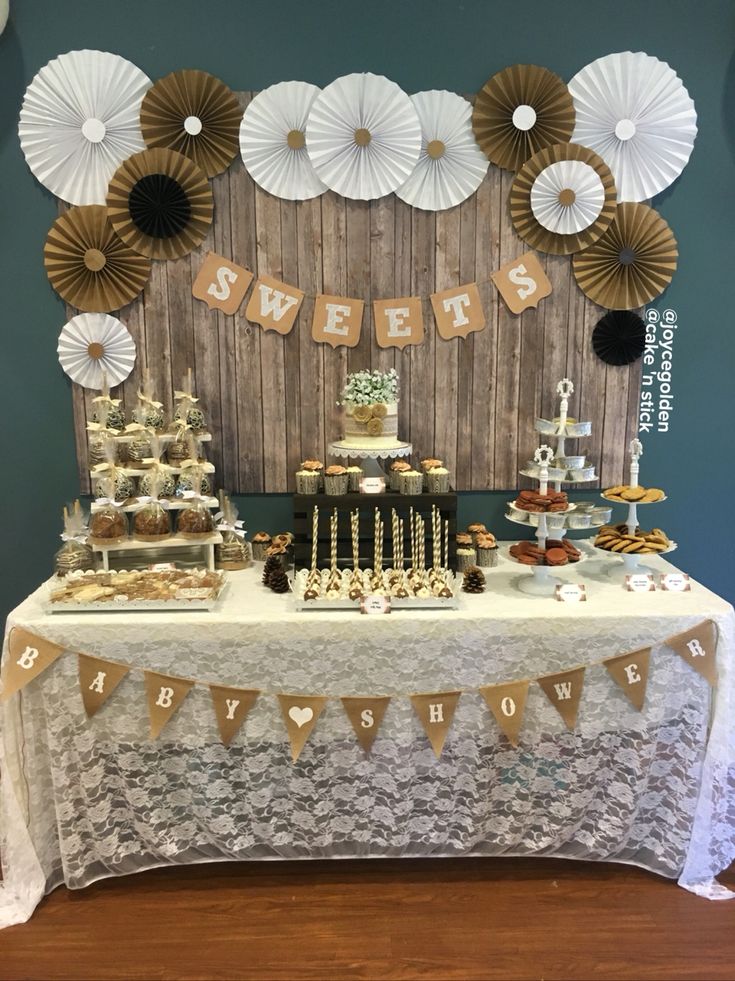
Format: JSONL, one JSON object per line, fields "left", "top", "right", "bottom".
{"left": 54, "top": 500, "right": 94, "bottom": 576}
{"left": 88, "top": 475, "right": 129, "bottom": 544}
{"left": 137, "top": 370, "right": 166, "bottom": 430}
{"left": 132, "top": 471, "right": 172, "bottom": 541}
{"left": 139, "top": 435, "right": 176, "bottom": 498}
{"left": 91, "top": 441, "right": 136, "bottom": 502}
{"left": 87, "top": 398, "right": 121, "bottom": 467}
{"left": 125, "top": 406, "right": 154, "bottom": 465}
{"left": 166, "top": 419, "right": 191, "bottom": 466}
{"left": 215, "top": 494, "right": 251, "bottom": 569}
{"left": 91, "top": 372, "right": 126, "bottom": 433}
{"left": 177, "top": 468, "right": 215, "bottom": 538}
{"left": 173, "top": 369, "right": 207, "bottom": 433}
{"left": 176, "top": 435, "right": 213, "bottom": 497}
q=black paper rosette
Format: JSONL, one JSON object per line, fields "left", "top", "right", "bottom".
{"left": 592, "top": 311, "right": 646, "bottom": 365}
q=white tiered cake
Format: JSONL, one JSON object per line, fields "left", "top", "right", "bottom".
{"left": 334, "top": 369, "right": 407, "bottom": 452}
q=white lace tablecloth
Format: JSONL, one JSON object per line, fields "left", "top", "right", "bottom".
{"left": 2, "top": 545, "right": 734, "bottom": 926}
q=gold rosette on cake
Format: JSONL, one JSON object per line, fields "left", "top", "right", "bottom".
{"left": 370, "top": 403, "right": 388, "bottom": 419}
{"left": 472, "top": 64, "right": 575, "bottom": 172}
{"left": 510, "top": 143, "right": 617, "bottom": 255}
{"left": 44, "top": 205, "right": 151, "bottom": 312}
{"left": 367, "top": 417, "right": 384, "bottom": 436}
{"left": 140, "top": 70, "right": 243, "bottom": 178}
{"left": 106, "top": 148, "right": 213, "bottom": 260}
{"left": 353, "top": 405, "right": 372, "bottom": 423}
{"left": 573, "top": 202, "right": 678, "bottom": 309}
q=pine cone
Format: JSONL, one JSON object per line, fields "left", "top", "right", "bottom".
{"left": 462, "top": 566, "right": 485, "bottom": 594}
{"left": 268, "top": 566, "right": 290, "bottom": 594}
{"left": 262, "top": 555, "right": 282, "bottom": 585}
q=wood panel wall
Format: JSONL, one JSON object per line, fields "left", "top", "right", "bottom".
{"left": 69, "top": 91, "right": 641, "bottom": 495}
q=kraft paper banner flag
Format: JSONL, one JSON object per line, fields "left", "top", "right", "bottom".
{"left": 373, "top": 297, "right": 424, "bottom": 349}
{"left": 537, "top": 667, "right": 586, "bottom": 730}
{"left": 604, "top": 648, "right": 651, "bottom": 711}
{"left": 312, "top": 295, "right": 364, "bottom": 348}
{"left": 341, "top": 696, "right": 391, "bottom": 753}
{"left": 491, "top": 251, "right": 553, "bottom": 315}
{"left": 245, "top": 274, "right": 305, "bottom": 334}
{"left": 78, "top": 654, "right": 130, "bottom": 717}
{"left": 665, "top": 620, "right": 718, "bottom": 686}
{"left": 277, "top": 694, "right": 328, "bottom": 762}
{"left": 209, "top": 684, "right": 259, "bottom": 747}
{"left": 479, "top": 679, "right": 530, "bottom": 747}
{"left": 410, "top": 691, "right": 462, "bottom": 758}
{"left": 192, "top": 252, "right": 254, "bottom": 316}
{"left": 1, "top": 628, "right": 65, "bottom": 701}
{"left": 144, "top": 671, "right": 195, "bottom": 740}
{"left": 430, "top": 284, "right": 485, "bottom": 340}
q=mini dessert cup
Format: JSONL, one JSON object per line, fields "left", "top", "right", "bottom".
{"left": 534, "top": 418, "right": 558, "bottom": 436}
{"left": 476, "top": 545, "right": 499, "bottom": 568}
{"left": 556, "top": 455, "right": 586, "bottom": 469}
{"left": 456, "top": 547, "right": 477, "bottom": 572}
{"left": 399, "top": 470, "right": 424, "bottom": 495}
{"left": 567, "top": 512, "right": 592, "bottom": 529}
{"left": 427, "top": 467, "right": 450, "bottom": 493}
{"left": 546, "top": 512, "right": 566, "bottom": 531}
{"left": 564, "top": 421, "right": 592, "bottom": 437}
{"left": 324, "top": 467, "right": 349, "bottom": 495}
{"left": 346, "top": 466, "right": 363, "bottom": 492}
{"left": 389, "top": 461, "right": 412, "bottom": 491}
{"left": 591, "top": 506, "right": 613, "bottom": 526}
{"left": 570, "top": 466, "right": 596, "bottom": 481}
{"left": 251, "top": 533, "right": 272, "bottom": 560}
{"left": 295, "top": 470, "right": 321, "bottom": 494}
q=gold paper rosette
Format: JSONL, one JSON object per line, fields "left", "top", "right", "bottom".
{"left": 140, "top": 70, "right": 242, "bottom": 178}
{"left": 510, "top": 143, "right": 617, "bottom": 255}
{"left": 353, "top": 405, "right": 372, "bottom": 423}
{"left": 44, "top": 205, "right": 151, "bottom": 312}
{"left": 371, "top": 403, "right": 388, "bottom": 419}
{"left": 106, "top": 148, "right": 213, "bottom": 260}
{"left": 472, "top": 64, "right": 575, "bottom": 172}
{"left": 367, "top": 417, "right": 384, "bottom": 436}
{"left": 573, "top": 203, "right": 678, "bottom": 310}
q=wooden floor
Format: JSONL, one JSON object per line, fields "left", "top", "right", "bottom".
{"left": 3, "top": 858, "right": 734, "bottom": 980}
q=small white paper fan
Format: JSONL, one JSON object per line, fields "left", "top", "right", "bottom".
{"left": 396, "top": 90, "right": 489, "bottom": 211}
{"left": 306, "top": 72, "right": 421, "bottom": 200}
{"left": 568, "top": 51, "right": 697, "bottom": 202}
{"left": 530, "top": 159, "right": 606, "bottom": 234}
{"left": 19, "top": 49, "right": 152, "bottom": 206}
{"left": 58, "top": 313, "right": 136, "bottom": 389}
{"left": 240, "top": 81, "right": 326, "bottom": 201}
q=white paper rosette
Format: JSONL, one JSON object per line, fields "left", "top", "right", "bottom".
{"left": 239, "top": 81, "right": 326, "bottom": 200}
{"left": 306, "top": 72, "right": 421, "bottom": 200}
{"left": 19, "top": 49, "right": 152, "bottom": 206}
{"left": 57, "top": 313, "right": 136, "bottom": 389}
{"left": 530, "top": 159, "right": 606, "bottom": 235}
{"left": 568, "top": 51, "right": 697, "bottom": 202}
{"left": 396, "top": 90, "right": 489, "bottom": 211}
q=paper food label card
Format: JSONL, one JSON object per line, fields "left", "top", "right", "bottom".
{"left": 359, "top": 477, "right": 385, "bottom": 494}
{"left": 361, "top": 594, "right": 391, "bottom": 614}
{"left": 430, "top": 283, "right": 485, "bottom": 340}
{"left": 491, "top": 251, "right": 552, "bottom": 315}
{"left": 555, "top": 583, "right": 587, "bottom": 603}
{"left": 660, "top": 573, "right": 691, "bottom": 592}
{"left": 373, "top": 297, "right": 424, "bottom": 349}
{"left": 192, "top": 252, "right": 254, "bottom": 316}
{"left": 312, "top": 295, "right": 364, "bottom": 348}
{"left": 625, "top": 574, "right": 656, "bottom": 592}
{"left": 245, "top": 274, "right": 304, "bottom": 334}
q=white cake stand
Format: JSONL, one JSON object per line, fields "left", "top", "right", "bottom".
{"left": 328, "top": 441, "right": 413, "bottom": 478}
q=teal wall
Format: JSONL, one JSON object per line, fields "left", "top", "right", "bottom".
{"left": 1, "top": 0, "right": 733, "bottom": 615}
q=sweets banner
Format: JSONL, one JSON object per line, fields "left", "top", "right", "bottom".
{"left": 190, "top": 249, "right": 552, "bottom": 345}
{"left": 0, "top": 620, "right": 718, "bottom": 762}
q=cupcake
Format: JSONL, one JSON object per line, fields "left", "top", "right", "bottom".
{"left": 273, "top": 532, "right": 294, "bottom": 547}
{"left": 252, "top": 531, "right": 272, "bottom": 561}
{"left": 265, "top": 542, "right": 289, "bottom": 569}
{"left": 456, "top": 532, "right": 474, "bottom": 547}
{"left": 427, "top": 466, "right": 450, "bottom": 493}
{"left": 346, "top": 466, "right": 363, "bottom": 492}
{"left": 398, "top": 469, "right": 424, "bottom": 495}
{"left": 475, "top": 532, "right": 498, "bottom": 568}
{"left": 324, "top": 465, "right": 349, "bottom": 495}
{"left": 295, "top": 459, "right": 323, "bottom": 494}
{"left": 467, "top": 522, "right": 487, "bottom": 539}
{"left": 420, "top": 458, "right": 443, "bottom": 489}
{"left": 456, "top": 547, "right": 477, "bottom": 572}
{"left": 389, "top": 459, "right": 412, "bottom": 491}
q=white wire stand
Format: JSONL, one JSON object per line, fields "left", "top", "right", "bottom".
{"left": 328, "top": 441, "right": 413, "bottom": 478}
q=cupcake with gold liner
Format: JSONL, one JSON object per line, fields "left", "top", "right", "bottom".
{"left": 389, "top": 459, "right": 412, "bottom": 491}
{"left": 251, "top": 531, "right": 272, "bottom": 561}
{"left": 324, "top": 464, "right": 349, "bottom": 495}
{"left": 295, "top": 458, "right": 324, "bottom": 494}
{"left": 398, "top": 468, "right": 424, "bottom": 495}
{"left": 427, "top": 466, "right": 450, "bottom": 493}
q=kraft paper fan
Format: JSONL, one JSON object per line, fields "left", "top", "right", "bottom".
{"left": 19, "top": 50, "right": 151, "bottom": 206}
{"left": 396, "top": 90, "right": 489, "bottom": 211}
{"left": 569, "top": 51, "right": 697, "bottom": 202}
{"left": 140, "top": 69, "right": 242, "bottom": 178}
{"left": 573, "top": 202, "right": 678, "bottom": 309}
{"left": 472, "top": 64, "right": 575, "bottom": 172}
{"left": 106, "top": 148, "right": 213, "bottom": 260}
{"left": 58, "top": 313, "right": 136, "bottom": 389}
{"left": 510, "top": 143, "right": 616, "bottom": 255}
{"left": 306, "top": 72, "right": 421, "bottom": 199}
{"left": 44, "top": 205, "right": 152, "bottom": 312}
{"left": 592, "top": 310, "right": 646, "bottom": 365}
{"left": 239, "top": 80, "right": 326, "bottom": 200}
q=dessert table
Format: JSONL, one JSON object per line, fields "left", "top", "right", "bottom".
{"left": 1, "top": 544, "right": 734, "bottom": 927}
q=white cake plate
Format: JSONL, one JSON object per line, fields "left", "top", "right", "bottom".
{"left": 328, "top": 441, "right": 413, "bottom": 478}
{"left": 595, "top": 542, "right": 677, "bottom": 580}
{"left": 506, "top": 546, "right": 586, "bottom": 596}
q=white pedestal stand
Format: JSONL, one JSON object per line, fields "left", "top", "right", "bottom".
{"left": 328, "top": 441, "right": 413, "bottom": 478}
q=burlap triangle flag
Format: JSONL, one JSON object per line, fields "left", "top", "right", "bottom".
{"left": 537, "top": 667, "right": 586, "bottom": 730}
{"left": 78, "top": 654, "right": 130, "bottom": 717}
{"left": 479, "top": 680, "right": 530, "bottom": 747}
{"left": 340, "top": 696, "right": 391, "bottom": 753}
{"left": 277, "top": 694, "right": 328, "bottom": 762}
{"left": 664, "top": 619, "right": 718, "bottom": 686}
{"left": 604, "top": 648, "right": 651, "bottom": 711}
{"left": 1, "top": 627, "right": 65, "bottom": 700}
{"left": 409, "top": 691, "right": 462, "bottom": 758}
{"left": 209, "top": 684, "right": 259, "bottom": 747}
{"left": 144, "top": 671, "right": 195, "bottom": 739}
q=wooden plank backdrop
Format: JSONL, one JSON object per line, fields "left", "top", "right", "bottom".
{"left": 68, "top": 90, "right": 641, "bottom": 495}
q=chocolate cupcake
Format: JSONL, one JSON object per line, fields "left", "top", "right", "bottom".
{"left": 475, "top": 532, "right": 498, "bottom": 568}
{"left": 251, "top": 531, "right": 272, "bottom": 561}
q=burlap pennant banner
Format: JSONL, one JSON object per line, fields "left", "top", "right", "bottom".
{"left": 312, "top": 294, "right": 364, "bottom": 348}
{"left": 604, "top": 648, "right": 651, "bottom": 711}
{"left": 1, "top": 627, "right": 65, "bottom": 700}
{"left": 209, "top": 684, "right": 259, "bottom": 747}
{"left": 664, "top": 620, "right": 718, "bottom": 686}
{"left": 430, "top": 283, "right": 485, "bottom": 340}
{"left": 277, "top": 694, "right": 328, "bottom": 762}
{"left": 410, "top": 691, "right": 462, "bottom": 758}
{"left": 479, "top": 680, "right": 530, "bottom": 747}
{"left": 340, "top": 696, "right": 391, "bottom": 753}
{"left": 144, "top": 671, "right": 195, "bottom": 740}
{"left": 537, "top": 667, "right": 586, "bottom": 730}
{"left": 245, "top": 274, "right": 304, "bottom": 334}
{"left": 78, "top": 654, "right": 130, "bottom": 717}
{"left": 373, "top": 297, "right": 424, "bottom": 349}
{"left": 191, "top": 251, "right": 254, "bottom": 315}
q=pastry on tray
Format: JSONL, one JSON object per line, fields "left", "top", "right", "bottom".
{"left": 512, "top": 489, "right": 569, "bottom": 513}
{"left": 602, "top": 485, "right": 666, "bottom": 504}
{"left": 594, "top": 523, "right": 671, "bottom": 554}
{"left": 509, "top": 538, "right": 581, "bottom": 566}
